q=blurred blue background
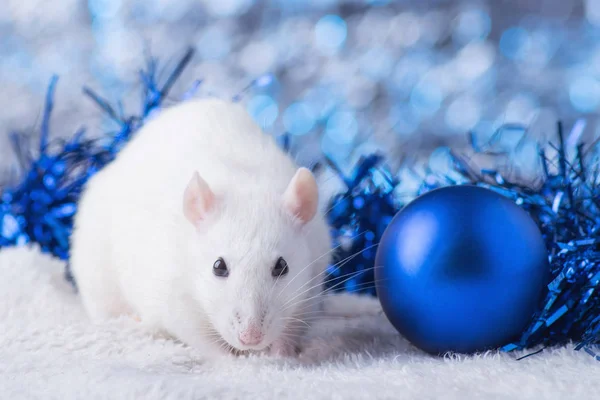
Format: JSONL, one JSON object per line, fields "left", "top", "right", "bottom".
{"left": 1, "top": 0, "right": 600, "bottom": 179}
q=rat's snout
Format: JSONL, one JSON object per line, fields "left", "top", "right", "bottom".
{"left": 238, "top": 322, "right": 264, "bottom": 346}
{"left": 233, "top": 309, "right": 268, "bottom": 349}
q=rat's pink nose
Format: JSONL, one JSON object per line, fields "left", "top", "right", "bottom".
{"left": 238, "top": 323, "right": 264, "bottom": 346}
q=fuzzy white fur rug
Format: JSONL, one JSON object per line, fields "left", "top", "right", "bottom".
{"left": 1, "top": 246, "right": 598, "bottom": 400}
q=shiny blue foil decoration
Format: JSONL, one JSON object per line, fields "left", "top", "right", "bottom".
{"left": 0, "top": 49, "right": 194, "bottom": 285}
{"left": 322, "top": 154, "right": 400, "bottom": 296}
{"left": 446, "top": 123, "right": 600, "bottom": 358}
{"left": 374, "top": 185, "right": 550, "bottom": 355}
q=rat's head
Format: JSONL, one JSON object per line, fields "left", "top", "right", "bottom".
{"left": 182, "top": 167, "right": 327, "bottom": 352}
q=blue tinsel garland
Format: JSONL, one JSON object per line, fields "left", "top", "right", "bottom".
{"left": 0, "top": 50, "right": 598, "bottom": 359}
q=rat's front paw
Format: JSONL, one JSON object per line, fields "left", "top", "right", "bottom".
{"left": 267, "top": 339, "right": 299, "bottom": 358}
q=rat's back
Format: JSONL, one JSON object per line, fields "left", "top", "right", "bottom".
{"left": 93, "top": 98, "right": 299, "bottom": 226}
{"left": 115, "top": 98, "right": 297, "bottom": 193}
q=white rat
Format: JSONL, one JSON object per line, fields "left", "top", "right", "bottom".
{"left": 69, "top": 98, "right": 332, "bottom": 358}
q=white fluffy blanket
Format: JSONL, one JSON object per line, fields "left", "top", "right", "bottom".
{"left": 1, "top": 246, "right": 598, "bottom": 400}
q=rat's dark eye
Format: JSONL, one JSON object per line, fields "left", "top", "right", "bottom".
{"left": 213, "top": 257, "right": 229, "bottom": 278}
{"left": 272, "top": 257, "right": 289, "bottom": 278}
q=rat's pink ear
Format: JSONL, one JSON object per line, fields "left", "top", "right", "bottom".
{"left": 283, "top": 167, "right": 319, "bottom": 224}
{"left": 183, "top": 171, "right": 214, "bottom": 226}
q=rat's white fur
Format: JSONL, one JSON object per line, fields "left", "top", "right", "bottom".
{"left": 69, "top": 98, "right": 331, "bottom": 358}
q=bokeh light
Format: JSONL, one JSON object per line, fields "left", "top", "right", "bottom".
{"left": 389, "top": 105, "right": 420, "bottom": 137}
{"left": 445, "top": 95, "right": 481, "bottom": 133}
{"left": 390, "top": 12, "right": 422, "bottom": 48}
{"left": 569, "top": 76, "right": 600, "bottom": 113}
{"left": 321, "top": 128, "right": 354, "bottom": 163}
{"left": 428, "top": 147, "right": 453, "bottom": 175}
{"left": 314, "top": 15, "right": 347, "bottom": 54}
{"left": 392, "top": 51, "right": 433, "bottom": 95}
{"left": 197, "top": 25, "right": 232, "bottom": 61}
{"left": 453, "top": 8, "right": 491, "bottom": 44}
{"left": 501, "top": 93, "right": 540, "bottom": 127}
{"left": 499, "top": 27, "right": 530, "bottom": 61}
{"left": 303, "top": 85, "right": 339, "bottom": 120}
{"left": 239, "top": 40, "right": 277, "bottom": 75}
{"left": 359, "top": 47, "right": 394, "bottom": 80}
{"left": 88, "top": 0, "right": 122, "bottom": 21}
{"left": 585, "top": 0, "right": 600, "bottom": 25}
{"left": 326, "top": 110, "right": 359, "bottom": 145}
{"left": 1, "top": 0, "right": 600, "bottom": 176}
{"left": 203, "top": 0, "right": 254, "bottom": 17}
{"left": 247, "top": 95, "right": 278, "bottom": 129}
{"left": 410, "top": 77, "right": 444, "bottom": 117}
{"left": 283, "top": 102, "right": 316, "bottom": 136}
{"left": 453, "top": 42, "right": 495, "bottom": 83}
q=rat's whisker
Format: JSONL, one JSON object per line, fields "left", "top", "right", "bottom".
{"left": 281, "top": 268, "right": 382, "bottom": 313}
{"left": 281, "top": 251, "right": 380, "bottom": 310}
{"left": 291, "top": 309, "right": 331, "bottom": 317}
{"left": 207, "top": 337, "right": 226, "bottom": 347}
{"left": 313, "top": 243, "right": 381, "bottom": 284}
{"left": 202, "top": 331, "right": 223, "bottom": 338}
{"left": 297, "top": 279, "right": 383, "bottom": 310}
{"left": 319, "top": 265, "right": 382, "bottom": 286}
{"left": 273, "top": 230, "right": 368, "bottom": 301}
{"left": 280, "top": 253, "right": 372, "bottom": 313}
{"left": 277, "top": 332, "right": 305, "bottom": 340}
{"left": 289, "top": 243, "right": 380, "bottom": 301}
{"left": 320, "top": 280, "right": 384, "bottom": 296}
{"left": 275, "top": 244, "right": 342, "bottom": 299}
{"left": 281, "top": 316, "right": 311, "bottom": 329}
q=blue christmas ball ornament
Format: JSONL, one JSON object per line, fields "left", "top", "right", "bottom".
{"left": 374, "top": 185, "right": 550, "bottom": 355}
